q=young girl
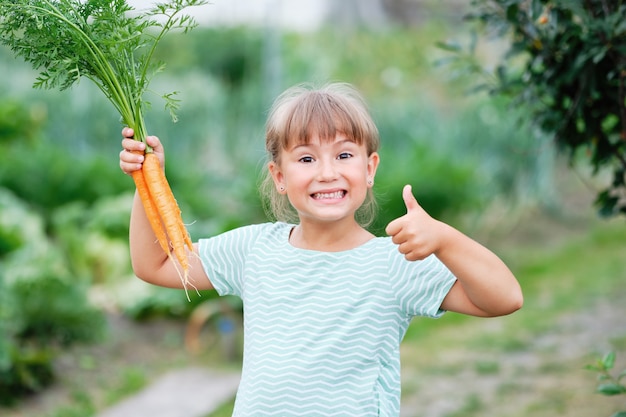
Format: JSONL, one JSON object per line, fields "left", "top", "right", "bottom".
{"left": 119, "top": 82, "right": 522, "bottom": 417}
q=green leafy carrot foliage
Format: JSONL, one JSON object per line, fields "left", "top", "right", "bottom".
{"left": 0, "top": 0, "right": 208, "bottom": 143}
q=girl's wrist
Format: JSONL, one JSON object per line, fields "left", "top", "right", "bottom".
{"left": 433, "top": 221, "right": 458, "bottom": 259}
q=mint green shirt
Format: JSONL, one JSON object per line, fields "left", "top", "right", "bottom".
{"left": 198, "top": 222, "right": 456, "bottom": 416}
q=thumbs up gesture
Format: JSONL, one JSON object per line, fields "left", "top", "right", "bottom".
{"left": 385, "top": 184, "right": 446, "bottom": 261}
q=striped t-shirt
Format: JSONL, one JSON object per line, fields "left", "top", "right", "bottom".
{"left": 198, "top": 222, "right": 457, "bottom": 417}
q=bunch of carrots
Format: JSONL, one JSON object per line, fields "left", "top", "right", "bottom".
{"left": 133, "top": 150, "right": 195, "bottom": 292}
{"left": 0, "top": 0, "right": 208, "bottom": 296}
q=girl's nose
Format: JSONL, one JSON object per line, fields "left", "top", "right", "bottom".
{"left": 317, "top": 158, "right": 338, "bottom": 181}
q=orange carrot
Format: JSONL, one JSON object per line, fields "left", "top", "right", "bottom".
{"left": 141, "top": 152, "right": 195, "bottom": 295}
{"left": 130, "top": 151, "right": 169, "bottom": 254}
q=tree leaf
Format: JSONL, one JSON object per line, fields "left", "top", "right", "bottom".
{"left": 434, "top": 40, "right": 462, "bottom": 53}
{"left": 505, "top": 4, "right": 519, "bottom": 23}
{"left": 603, "top": 351, "right": 616, "bottom": 370}
{"left": 585, "top": 363, "right": 602, "bottom": 372}
{"left": 597, "top": 383, "right": 626, "bottom": 396}
{"left": 455, "top": 0, "right": 626, "bottom": 218}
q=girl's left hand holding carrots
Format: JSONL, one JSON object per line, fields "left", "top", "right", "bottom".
{"left": 119, "top": 127, "right": 164, "bottom": 172}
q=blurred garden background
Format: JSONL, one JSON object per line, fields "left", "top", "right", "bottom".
{"left": 1, "top": 0, "right": 625, "bottom": 416}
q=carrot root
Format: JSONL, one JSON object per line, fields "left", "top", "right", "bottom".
{"left": 136, "top": 151, "right": 196, "bottom": 299}
{"left": 130, "top": 153, "right": 169, "bottom": 253}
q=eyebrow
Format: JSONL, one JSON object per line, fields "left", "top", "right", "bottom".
{"left": 289, "top": 139, "right": 357, "bottom": 151}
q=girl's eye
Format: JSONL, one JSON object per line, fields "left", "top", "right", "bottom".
{"left": 299, "top": 156, "right": 314, "bottom": 163}
{"left": 338, "top": 152, "right": 352, "bottom": 160}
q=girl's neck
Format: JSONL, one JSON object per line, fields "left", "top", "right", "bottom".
{"left": 289, "top": 221, "right": 374, "bottom": 252}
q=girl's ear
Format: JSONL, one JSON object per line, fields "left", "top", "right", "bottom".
{"left": 268, "top": 161, "right": 286, "bottom": 194}
{"left": 367, "top": 152, "right": 380, "bottom": 186}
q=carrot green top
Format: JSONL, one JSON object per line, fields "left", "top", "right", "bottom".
{"left": 0, "top": 0, "right": 207, "bottom": 146}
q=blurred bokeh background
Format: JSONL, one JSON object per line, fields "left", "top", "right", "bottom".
{"left": 1, "top": 1, "right": 625, "bottom": 416}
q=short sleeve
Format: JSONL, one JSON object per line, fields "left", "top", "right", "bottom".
{"left": 388, "top": 249, "right": 457, "bottom": 318}
{"left": 197, "top": 224, "right": 268, "bottom": 297}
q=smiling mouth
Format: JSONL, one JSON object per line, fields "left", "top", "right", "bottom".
{"left": 312, "top": 191, "right": 346, "bottom": 200}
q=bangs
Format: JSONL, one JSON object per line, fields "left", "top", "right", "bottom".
{"left": 265, "top": 83, "right": 379, "bottom": 161}
{"left": 283, "top": 91, "right": 365, "bottom": 149}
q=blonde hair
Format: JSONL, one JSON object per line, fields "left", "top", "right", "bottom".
{"left": 260, "top": 82, "right": 380, "bottom": 226}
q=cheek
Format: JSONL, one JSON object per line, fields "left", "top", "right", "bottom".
{"left": 282, "top": 166, "right": 307, "bottom": 187}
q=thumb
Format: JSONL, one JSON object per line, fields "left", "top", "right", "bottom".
{"left": 402, "top": 184, "right": 420, "bottom": 213}
{"left": 145, "top": 135, "right": 160, "bottom": 149}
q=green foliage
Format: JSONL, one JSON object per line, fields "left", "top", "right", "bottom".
{"left": 0, "top": 142, "right": 132, "bottom": 220}
{"left": 586, "top": 352, "right": 626, "bottom": 417}
{"left": 156, "top": 26, "right": 263, "bottom": 88}
{"left": 0, "top": 99, "right": 44, "bottom": 144}
{"left": 0, "top": 343, "right": 55, "bottom": 406}
{"left": 0, "top": 94, "right": 136, "bottom": 289}
{"left": 11, "top": 274, "right": 104, "bottom": 346}
{"left": 371, "top": 141, "right": 481, "bottom": 234}
{"left": 0, "top": 0, "right": 208, "bottom": 142}
{"left": 439, "top": 0, "right": 626, "bottom": 216}
{"left": 121, "top": 286, "right": 208, "bottom": 320}
{"left": 50, "top": 195, "right": 135, "bottom": 284}
{"left": 0, "top": 189, "right": 105, "bottom": 405}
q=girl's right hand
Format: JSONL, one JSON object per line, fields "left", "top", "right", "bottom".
{"left": 119, "top": 127, "right": 165, "bottom": 174}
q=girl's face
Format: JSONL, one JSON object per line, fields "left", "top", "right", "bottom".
{"left": 269, "top": 133, "right": 379, "bottom": 227}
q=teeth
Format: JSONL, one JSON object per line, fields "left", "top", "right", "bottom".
{"left": 313, "top": 191, "right": 344, "bottom": 199}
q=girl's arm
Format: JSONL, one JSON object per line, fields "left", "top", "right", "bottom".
{"left": 385, "top": 185, "right": 522, "bottom": 317}
{"left": 120, "top": 128, "right": 212, "bottom": 290}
